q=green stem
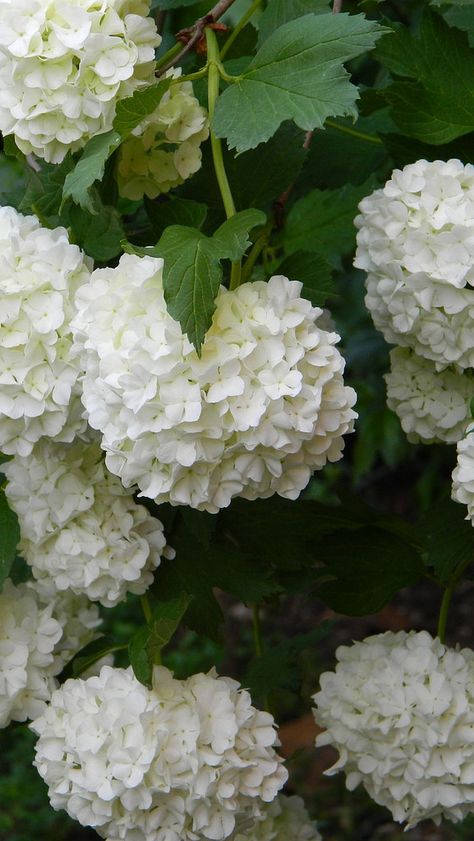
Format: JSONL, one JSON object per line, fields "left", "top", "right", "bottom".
{"left": 436, "top": 557, "right": 472, "bottom": 643}
{"left": 220, "top": 0, "right": 262, "bottom": 60}
{"left": 141, "top": 594, "right": 152, "bottom": 624}
{"left": 252, "top": 604, "right": 264, "bottom": 658}
{"left": 155, "top": 41, "right": 183, "bottom": 72}
{"left": 324, "top": 119, "right": 383, "bottom": 145}
{"left": 241, "top": 222, "right": 272, "bottom": 283}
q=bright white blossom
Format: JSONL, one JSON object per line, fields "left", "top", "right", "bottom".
{"left": 0, "top": 0, "right": 161, "bottom": 163}
{"left": 452, "top": 430, "right": 474, "bottom": 525}
{"left": 385, "top": 347, "right": 474, "bottom": 444}
{"left": 313, "top": 630, "right": 474, "bottom": 828}
{"left": 72, "top": 255, "right": 357, "bottom": 512}
{"left": 354, "top": 159, "right": 474, "bottom": 371}
{"left": 0, "top": 577, "right": 100, "bottom": 727}
{"left": 32, "top": 664, "right": 288, "bottom": 841}
{"left": 117, "top": 68, "right": 208, "bottom": 199}
{"left": 0, "top": 206, "right": 90, "bottom": 456}
{"left": 3, "top": 436, "right": 172, "bottom": 607}
{"left": 232, "top": 795, "right": 321, "bottom": 841}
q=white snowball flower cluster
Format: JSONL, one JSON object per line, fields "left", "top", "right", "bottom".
{"left": 354, "top": 159, "right": 474, "bottom": 371}
{"left": 385, "top": 347, "right": 474, "bottom": 444}
{"left": 0, "top": 577, "right": 100, "bottom": 728}
{"left": 232, "top": 795, "right": 321, "bottom": 841}
{"left": 0, "top": 205, "right": 90, "bottom": 457}
{"left": 117, "top": 69, "right": 208, "bottom": 199}
{"left": 3, "top": 437, "right": 172, "bottom": 607}
{"left": 313, "top": 630, "right": 474, "bottom": 828}
{"left": 72, "top": 255, "right": 357, "bottom": 512}
{"left": 0, "top": 0, "right": 161, "bottom": 163}
{"left": 452, "top": 430, "right": 474, "bottom": 525}
{"left": 32, "top": 664, "right": 288, "bottom": 841}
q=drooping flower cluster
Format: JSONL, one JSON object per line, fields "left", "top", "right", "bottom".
{"left": 354, "top": 159, "right": 474, "bottom": 371}
{"left": 117, "top": 69, "right": 208, "bottom": 199}
{"left": 0, "top": 0, "right": 161, "bottom": 163}
{"left": 385, "top": 347, "right": 474, "bottom": 444}
{"left": 0, "top": 206, "right": 90, "bottom": 456}
{"left": 3, "top": 436, "right": 172, "bottom": 607}
{"left": 232, "top": 795, "right": 321, "bottom": 841}
{"left": 313, "top": 630, "right": 474, "bottom": 828}
{"left": 0, "top": 577, "right": 100, "bottom": 728}
{"left": 452, "top": 430, "right": 474, "bottom": 525}
{"left": 32, "top": 664, "right": 288, "bottom": 841}
{"left": 72, "top": 255, "right": 357, "bottom": 512}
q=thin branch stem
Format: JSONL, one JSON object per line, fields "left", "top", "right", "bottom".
{"left": 324, "top": 119, "right": 383, "bottom": 145}
{"left": 141, "top": 594, "right": 152, "bottom": 624}
{"left": 156, "top": 41, "right": 183, "bottom": 72}
{"left": 157, "top": 0, "right": 239, "bottom": 76}
{"left": 436, "top": 557, "right": 472, "bottom": 643}
{"left": 206, "top": 28, "right": 236, "bottom": 220}
{"left": 221, "top": 0, "right": 262, "bottom": 60}
{"left": 252, "top": 604, "right": 264, "bottom": 659}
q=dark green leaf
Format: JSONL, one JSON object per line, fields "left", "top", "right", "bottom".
{"left": 145, "top": 197, "right": 208, "bottom": 238}
{"left": 66, "top": 195, "right": 124, "bottom": 261}
{"left": 113, "top": 79, "right": 173, "bottom": 136}
{"left": 147, "top": 593, "right": 193, "bottom": 664}
{"left": 257, "top": 0, "right": 331, "bottom": 44}
{"left": 377, "top": 12, "right": 474, "bottom": 144}
{"left": 284, "top": 178, "right": 376, "bottom": 263}
{"left": 20, "top": 157, "right": 74, "bottom": 222}
{"left": 60, "top": 636, "right": 121, "bottom": 680}
{"left": 0, "top": 491, "right": 19, "bottom": 591}
{"left": 62, "top": 130, "right": 121, "bottom": 213}
{"left": 422, "top": 496, "right": 474, "bottom": 586}
{"left": 275, "top": 252, "right": 336, "bottom": 306}
{"left": 213, "top": 209, "right": 266, "bottom": 259}
{"left": 213, "top": 14, "right": 385, "bottom": 153}
{"left": 129, "top": 626, "right": 153, "bottom": 687}
{"left": 316, "top": 527, "right": 425, "bottom": 615}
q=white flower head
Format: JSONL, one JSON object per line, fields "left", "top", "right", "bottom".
{"left": 0, "top": 577, "right": 100, "bottom": 727}
{"left": 452, "top": 428, "right": 474, "bottom": 525}
{"left": 385, "top": 347, "right": 474, "bottom": 444}
{"left": 0, "top": 0, "right": 161, "bottom": 163}
{"left": 3, "top": 436, "right": 172, "bottom": 607}
{"left": 354, "top": 159, "right": 474, "bottom": 371}
{"left": 72, "top": 255, "right": 357, "bottom": 512}
{"left": 117, "top": 68, "right": 209, "bottom": 199}
{"left": 232, "top": 795, "right": 321, "bottom": 841}
{"left": 313, "top": 630, "right": 474, "bottom": 828}
{"left": 32, "top": 664, "right": 288, "bottom": 841}
{"left": 0, "top": 206, "right": 90, "bottom": 456}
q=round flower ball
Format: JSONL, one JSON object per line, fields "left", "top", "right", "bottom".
{"left": 0, "top": 206, "right": 91, "bottom": 456}
{"left": 0, "top": 0, "right": 161, "bottom": 163}
{"left": 72, "top": 255, "right": 357, "bottom": 512}
{"left": 117, "top": 68, "right": 209, "bottom": 199}
{"left": 354, "top": 159, "right": 474, "bottom": 371}
{"left": 32, "top": 664, "right": 288, "bottom": 841}
{"left": 385, "top": 347, "right": 474, "bottom": 444}
{"left": 232, "top": 795, "right": 321, "bottom": 841}
{"left": 452, "top": 430, "right": 474, "bottom": 525}
{"left": 3, "top": 436, "right": 173, "bottom": 607}
{"left": 0, "top": 577, "right": 100, "bottom": 727}
{"left": 313, "top": 630, "right": 474, "bottom": 828}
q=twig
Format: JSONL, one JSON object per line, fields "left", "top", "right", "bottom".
{"left": 333, "top": 0, "right": 343, "bottom": 12}
{"left": 157, "top": 0, "right": 238, "bottom": 76}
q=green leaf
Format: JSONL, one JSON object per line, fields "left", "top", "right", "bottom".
{"left": 213, "top": 13, "right": 385, "bottom": 153}
{"left": 145, "top": 197, "right": 208, "bottom": 238}
{"left": 129, "top": 626, "right": 153, "bottom": 687}
{"left": 66, "top": 194, "right": 124, "bottom": 261}
{"left": 59, "top": 635, "right": 122, "bottom": 680}
{"left": 284, "top": 178, "right": 376, "bottom": 263}
{"left": 147, "top": 593, "right": 193, "bottom": 665}
{"left": 422, "top": 496, "right": 474, "bottom": 586}
{"left": 377, "top": 12, "right": 474, "bottom": 144}
{"left": 0, "top": 491, "right": 19, "bottom": 591}
{"left": 316, "top": 527, "right": 425, "bottom": 615}
{"left": 257, "top": 0, "right": 330, "bottom": 43}
{"left": 62, "top": 130, "right": 122, "bottom": 213}
{"left": 275, "top": 252, "right": 336, "bottom": 306}
{"left": 20, "top": 157, "right": 74, "bottom": 222}
{"left": 213, "top": 209, "right": 266, "bottom": 259}
{"left": 113, "top": 79, "right": 173, "bottom": 136}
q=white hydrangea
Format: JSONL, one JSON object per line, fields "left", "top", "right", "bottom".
{"left": 385, "top": 347, "right": 474, "bottom": 444}
{"left": 313, "top": 630, "right": 474, "bottom": 828}
{"left": 32, "top": 664, "right": 288, "bottom": 841}
{"left": 3, "top": 436, "right": 172, "bottom": 607}
{"left": 0, "top": 577, "right": 100, "bottom": 727}
{"left": 452, "top": 429, "right": 474, "bottom": 525}
{"left": 232, "top": 795, "right": 321, "bottom": 841}
{"left": 72, "top": 255, "right": 357, "bottom": 512}
{"left": 354, "top": 159, "right": 474, "bottom": 371}
{"left": 117, "top": 68, "right": 208, "bottom": 199}
{"left": 0, "top": 206, "right": 91, "bottom": 456}
{"left": 0, "top": 0, "right": 161, "bottom": 163}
